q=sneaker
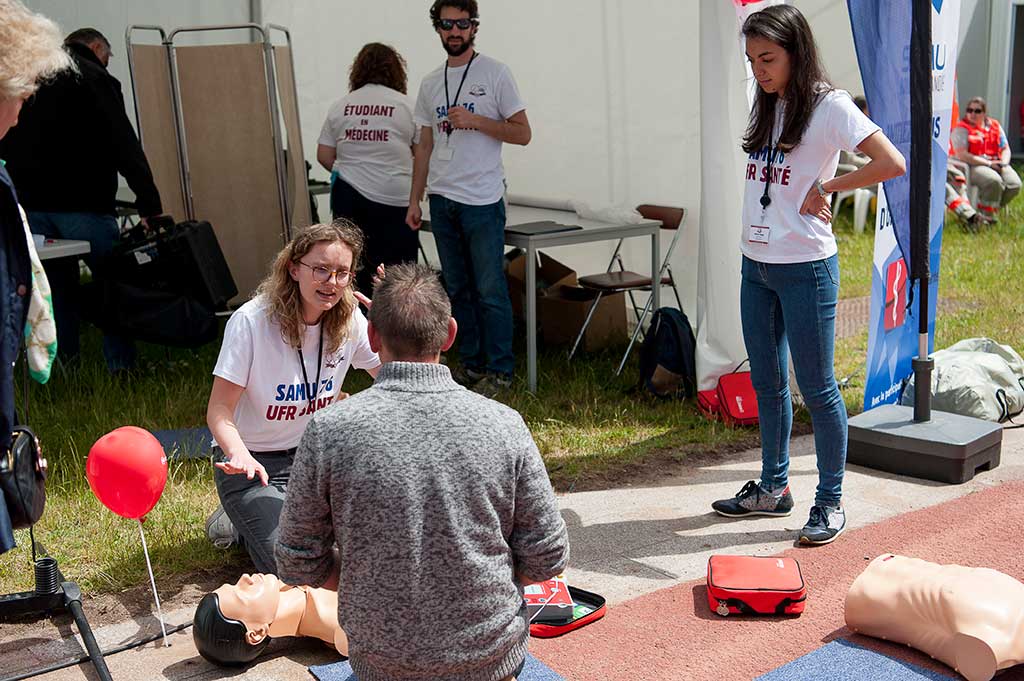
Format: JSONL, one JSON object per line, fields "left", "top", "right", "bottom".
{"left": 711, "top": 480, "right": 795, "bottom": 518}
{"left": 205, "top": 506, "right": 237, "bottom": 549}
{"left": 798, "top": 504, "right": 846, "bottom": 545}
{"left": 450, "top": 364, "right": 486, "bottom": 387}
{"left": 472, "top": 372, "right": 513, "bottom": 399}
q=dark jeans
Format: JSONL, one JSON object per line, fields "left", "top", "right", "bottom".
{"left": 27, "top": 211, "right": 136, "bottom": 371}
{"left": 428, "top": 194, "right": 513, "bottom": 377}
{"left": 213, "top": 447, "right": 295, "bottom": 574}
{"left": 331, "top": 178, "right": 419, "bottom": 296}
{"left": 740, "top": 254, "right": 847, "bottom": 508}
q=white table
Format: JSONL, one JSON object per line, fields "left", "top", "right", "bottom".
{"left": 423, "top": 201, "right": 661, "bottom": 392}
{"left": 37, "top": 238, "right": 91, "bottom": 261}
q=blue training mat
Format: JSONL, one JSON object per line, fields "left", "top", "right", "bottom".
{"left": 151, "top": 427, "right": 212, "bottom": 459}
{"left": 309, "top": 653, "right": 564, "bottom": 681}
{"left": 756, "top": 639, "right": 958, "bottom": 681}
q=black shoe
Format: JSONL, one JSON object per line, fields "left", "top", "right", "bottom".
{"left": 798, "top": 504, "right": 846, "bottom": 545}
{"left": 712, "top": 480, "right": 795, "bottom": 518}
{"left": 471, "top": 372, "right": 513, "bottom": 399}
{"left": 450, "top": 364, "right": 486, "bottom": 387}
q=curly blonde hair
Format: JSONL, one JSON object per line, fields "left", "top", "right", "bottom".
{"left": 256, "top": 220, "right": 365, "bottom": 354}
{"left": 0, "top": 0, "right": 73, "bottom": 101}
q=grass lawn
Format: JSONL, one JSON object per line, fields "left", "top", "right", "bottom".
{"left": 2, "top": 179, "right": 1022, "bottom": 595}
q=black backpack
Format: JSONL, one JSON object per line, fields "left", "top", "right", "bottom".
{"left": 637, "top": 307, "right": 697, "bottom": 398}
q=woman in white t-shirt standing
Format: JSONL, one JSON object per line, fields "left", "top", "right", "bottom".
{"left": 318, "top": 43, "right": 419, "bottom": 297}
{"left": 711, "top": 5, "right": 905, "bottom": 545}
{"left": 206, "top": 221, "right": 381, "bottom": 573}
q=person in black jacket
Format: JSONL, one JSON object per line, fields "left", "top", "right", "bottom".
{"left": 0, "top": 28, "right": 163, "bottom": 372}
{"left": 0, "top": 0, "right": 73, "bottom": 553}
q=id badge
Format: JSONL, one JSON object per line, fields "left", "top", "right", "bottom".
{"left": 437, "top": 138, "right": 454, "bottom": 161}
{"left": 748, "top": 224, "right": 771, "bottom": 245}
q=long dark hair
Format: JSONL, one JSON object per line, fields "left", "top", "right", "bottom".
{"left": 741, "top": 5, "right": 832, "bottom": 154}
{"left": 349, "top": 43, "right": 407, "bottom": 94}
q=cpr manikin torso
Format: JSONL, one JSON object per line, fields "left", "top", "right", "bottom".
{"left": 212, "top": 573, "right": 347, "bottom": 656}
{"left": 845, "top": 554, "right": 1024, "bottom": 681}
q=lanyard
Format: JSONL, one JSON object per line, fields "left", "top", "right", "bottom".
{"left": 444, "top": 52, "right": 477, "bottom": 138}
{"left": 760, "top": 106, "right": 783, "bottom": 211}
{"left": 297, "top": 325, "right": 324, "bottom": 414}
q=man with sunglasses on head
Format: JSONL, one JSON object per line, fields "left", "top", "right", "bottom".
{"left": 406, "top": 0, "right": 531, "bottom": 398}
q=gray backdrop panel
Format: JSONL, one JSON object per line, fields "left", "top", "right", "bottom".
{"left": 130, "top": 44, "right": 187, "bottom": 222}
{"left": 175, "top": 43, "right": 285, "bottom": 301}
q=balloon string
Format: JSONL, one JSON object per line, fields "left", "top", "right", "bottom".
{"left": 138, "top": 519, "right": 170, "bottom": 647}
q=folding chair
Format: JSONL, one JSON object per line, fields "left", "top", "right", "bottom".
{"left": 569, "top": 205, "right": 686, "bottom": 375}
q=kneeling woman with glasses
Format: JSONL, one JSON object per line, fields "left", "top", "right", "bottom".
{"left": 206, "top": 220, "right": 381, "bottom": 574}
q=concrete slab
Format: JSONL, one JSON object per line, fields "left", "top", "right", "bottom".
{"left": 560, "top": 425, "right": 1024, "bottom": 605}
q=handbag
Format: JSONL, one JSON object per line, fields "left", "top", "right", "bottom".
{"left": 1, "top": 426, "right": 47, "bottom": 529}
{"left": 706, "top": 555, "right": 806, "bottom": 617}
{"left": 716, "top": 360, "right": 759, "bottom": 427}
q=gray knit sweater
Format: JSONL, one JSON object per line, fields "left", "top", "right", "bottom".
{"left": 275, "top": 362, "right": 569, "bottom": 681}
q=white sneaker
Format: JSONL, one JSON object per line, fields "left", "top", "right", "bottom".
{"left": 205, "top": 506, "right": 237, "bottom": 549}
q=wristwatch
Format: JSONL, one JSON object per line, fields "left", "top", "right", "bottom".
{"left": 815, "top": 179, "right": 828, "bottom": 198}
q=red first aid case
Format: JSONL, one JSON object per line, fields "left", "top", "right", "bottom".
{"left": 706, "top": 555, "right": 806, "bottom": 616}
{"left": 529, "top": 586, "right": 607, "bottom": 638}
{"left": 716, "top": 370, "right": 759, "bottom": 427}
{"left": 697, "top": 389, "right": 721, "bottom": 420}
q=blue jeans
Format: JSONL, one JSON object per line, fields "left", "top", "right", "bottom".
{"left": 740, "top": 254, "right": 847, "bottom": 508}
{"left": 27, "top": 211, "right": 136, "bottom": 371}
{"left": 428, "top": 195, "right": 514, "bottom": 376}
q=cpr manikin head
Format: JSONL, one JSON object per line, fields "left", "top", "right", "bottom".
{"left": 845, "top": 554, "right": 1024, "bottom": 681}
{"left": 193, "top": 573, "right": 348, "bottom": 667}
{"left": 193, "top": 573, "right": 280, "bottom": 666}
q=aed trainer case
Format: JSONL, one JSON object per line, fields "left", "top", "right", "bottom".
{"left": 706, "top": 555, "right": 806, "bottom": 616}
{"left": 529, "top": 586, "right": 607, "bottom": 637}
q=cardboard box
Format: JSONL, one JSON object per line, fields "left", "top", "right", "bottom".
{"left": 539, "top": 286, "right": 627, "bottom": 352}
{"left": 505, "top": 250, "right": 577, "bottom": 320}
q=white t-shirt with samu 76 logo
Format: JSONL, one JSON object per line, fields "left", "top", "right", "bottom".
{"left": 212, "top": 296, "right": 380, "bottom": 452}
{"left": 740, "top": 90, "right": 879, "bottom": 264}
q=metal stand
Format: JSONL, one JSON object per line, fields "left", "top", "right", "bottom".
{"left": 847, "top": 0, "right": 1002, "bottom": 484}
{"left": 0, "top": 552, "right": 113, "bottom": 681}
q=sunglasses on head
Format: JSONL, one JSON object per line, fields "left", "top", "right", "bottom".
{"left": 966, "top": 107, "right": 984, "bottom": 113}
{"left": 436, "top": 18, "right": 477, "bottom": 30}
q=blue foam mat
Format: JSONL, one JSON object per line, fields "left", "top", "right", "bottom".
{"left": 309, "top": 653, "right": 564, "bottom": 681}
{"left": 152, "top": 427, "right": 212, "bottom": 459}
{"left": 756, "top": 639, "right": 957, "bottom": 681}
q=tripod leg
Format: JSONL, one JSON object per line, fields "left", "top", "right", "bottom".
{"left": 64, "top": 582, "right": 114, "bottom": 681}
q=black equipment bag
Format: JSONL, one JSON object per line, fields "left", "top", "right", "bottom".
{"left": 87, "top": 280, "right": 218, "bottom": 348}
{"left": 1, "top": 426, "right": 46, "bottom": 530}
{"left": 637, "top": 307, "right": 698, "bottom": 398}
{"left": 108, "top": 217, "right": 237, "bottom": 309}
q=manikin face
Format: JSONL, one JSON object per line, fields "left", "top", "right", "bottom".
{"left": 0, "top": 95, "right": 27, "bottom": 140}
{"left": 746, "top": 36, "right": 792, "bottom": 98}
{"left": 437, "top": 6, "right": 477, "bottom": 57}
{"left": 288, "top": 240, "right": 354, "bottom": 324}
{"left": 215, "top": 573, "right": 283, "bottom": 640}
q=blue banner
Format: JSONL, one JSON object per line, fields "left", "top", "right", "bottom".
{"left": 849, "top": 0, "right": 959, "bottom": 410}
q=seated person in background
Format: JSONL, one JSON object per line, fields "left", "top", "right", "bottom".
{"left": 837, "top": 95, "right": 872, "bottom": 174}
{"left": 945, "top": 155, "right": 981, "bottom": 229}
{"left": 318, "top": 42, "right": 420, "bottom": 297}
{"left": 846, "top": 554, "right": 1024, "bottom": 681}
{"left": 275, "top": 263, "right": 570, "bottom": 681}
{"left": 193, "top": 573, "right": 348, "bottom": 666}
{"left": 951, "top": 97, "right": 1021, "bottom": 222}
{"left": 205, "top": 221, "right": 381, "bottom": 574}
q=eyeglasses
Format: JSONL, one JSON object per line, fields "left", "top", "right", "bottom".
{"left": 297, "top": 261, "right": 352, "bottom": 284}
{"left": 966, "top": 107, "right": 984, "bottom": 114}
{"left": 436, "top": 18, "right": 477, "bottom": 30}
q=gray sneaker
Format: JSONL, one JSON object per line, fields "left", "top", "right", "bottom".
{"left": 798, "top": 504, "right": 846, "bottom": 545}
{"left": 450, "top": 364, "right": 486, "bottom": 387}
{"left": 712, "top": 480, "right": 795, "bottom": 518}
{"left": 205, "top": 506, "right": 237, "bottom": 549}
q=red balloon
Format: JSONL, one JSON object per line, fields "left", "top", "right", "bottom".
{"left": 86, "top": 426, "right": 168, "bottom": 520}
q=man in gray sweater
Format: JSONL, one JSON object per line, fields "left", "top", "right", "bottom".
{"left": 275, "top": 263, "right": 569, "bottom": 681}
